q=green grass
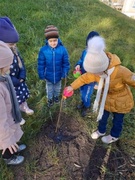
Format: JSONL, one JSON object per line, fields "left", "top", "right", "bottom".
{"left": 0, "top": 0, "right": 135, "bottom": 178}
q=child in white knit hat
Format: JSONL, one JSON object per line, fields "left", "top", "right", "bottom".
{"left": 0, "top": 41, "right": 26, "bottom": 165}
{"left": 64, "top": 36, "right": 135, "bottom": 144}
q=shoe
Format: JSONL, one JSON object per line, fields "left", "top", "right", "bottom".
{"left": 20, "top": 102, "right": 34, "bottom": 115}
{"left": 91, "top": 130, "right": 105, "bottom": 139}
{"left": 101, "top": 135, "right": 118, "bottom": 144}
{"left": 17, "top": 144, "right": 26, "bottom": 153}
{"left": 54, "top": 96, "right": 59, "bottom": 104}
{"left": 81, "top": 107, "right": 89, "bottom": 117}
{"left": 20, "top": 118, "right": 26, "bottom": 125}
{"left": 77, "top": 102, "right": 84, "bottom": 109}
{"left": 4, "top": 155, "right": 24, "bottom": 165}
{"left": 47, "top": 99, "right": 54, "bottom": 107}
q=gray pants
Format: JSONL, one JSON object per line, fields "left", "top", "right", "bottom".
{"left": 46, "top": 80, "right": 61, "bottom": 99}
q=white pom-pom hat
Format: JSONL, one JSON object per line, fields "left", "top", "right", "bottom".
{"left": 83, "top": 36, "right": 109, "bottom": 73}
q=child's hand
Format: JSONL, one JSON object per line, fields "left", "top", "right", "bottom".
{"left": 63, "top": 86, "right": 74, "bottom": 98}
{"left": 94, "top": 84, "right": 98, "bottom": 90}
{"left": 66, "top": 86, "right": 73, "bottom": 92}
{"left": 20, "top": 79, "right": 24, "bottom": 82}
{"left": 73, "top": 69, "right": 82, "bottom": 78}
{"left": 2, "top": 143, "right": 19, "bottom": 155}
{"left": 75, "top": 65, "right": 80, "bottom": 71}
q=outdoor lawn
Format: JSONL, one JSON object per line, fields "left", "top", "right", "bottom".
{"left": 0, "top": 0, "right": 135, "bottom": 179}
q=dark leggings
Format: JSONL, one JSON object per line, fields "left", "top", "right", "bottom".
{"left": 98, "top": 110, "right": 124, "bottom": 138}
{"left": 2, "top": 148, "right": 13, "bottom": 159}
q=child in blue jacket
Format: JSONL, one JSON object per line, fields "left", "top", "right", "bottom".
{"left": 37, "top": 25, "right": 70, "bottom": 107}
{"left": 74, "top": 31, "right": 99, "bottom": 117}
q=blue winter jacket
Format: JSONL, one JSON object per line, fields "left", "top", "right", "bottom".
{"left": 75, "top": 49, "right": 87, "bottom": 74}
{"left": 37, "top": 39, "right": 70, "bottom": 84}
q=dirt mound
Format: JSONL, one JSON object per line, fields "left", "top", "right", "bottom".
{"left": 13, "top": 113, "right": 135, "bottom": 180}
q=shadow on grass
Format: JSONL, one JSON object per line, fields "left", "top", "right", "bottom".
{"left": 84, "top": 140, "right": 134, "bottom": 180}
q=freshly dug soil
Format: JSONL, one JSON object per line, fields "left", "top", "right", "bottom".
{"left": 12, "top": 112, "right": 135, "bottom": 180}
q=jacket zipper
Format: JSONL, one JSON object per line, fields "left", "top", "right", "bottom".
{"left": 53, "top": 49, "right": 55, "bottom": 83}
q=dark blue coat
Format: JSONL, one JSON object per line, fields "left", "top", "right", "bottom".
{"left": 10, "top": 52, "right": 26, "bottom": 87}
{"left": 10, "top": 52, "right": 30, "bottom": 104}
{"left": 75, "top": 49, "right": 96, "bottom": 108}
{"left": 37, "top": 39, "right": 70, "bottom": 84}
{"left": 75, "top": 49, "right": 87, "bottom": 74}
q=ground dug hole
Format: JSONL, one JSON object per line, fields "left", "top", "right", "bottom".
{"left": 13, "top": 113, "right": 135, "bottom": 180}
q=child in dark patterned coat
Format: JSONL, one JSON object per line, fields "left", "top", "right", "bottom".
{"left": 0, "top": 17, "right": 34, "bottom": 125}
{"left": 9, "top": 45, "right": 34, "bottom": 116}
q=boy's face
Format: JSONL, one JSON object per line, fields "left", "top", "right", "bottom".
{"left": 48, "top": 38, "right": 58, "bottom": 48}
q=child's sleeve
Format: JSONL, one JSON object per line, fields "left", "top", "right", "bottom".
{"left": 122, "top": 66, "right": 135, "bottom": 88}
{"left": 71, "top": 73, "right": 97, "bottom": 90}
{"left": 75, "top": 50, "right": 86, "bottom": 68}
{"left": 0, "top": 93, "right": 16, "bottom": 150}
{"left": 10, "top": 76, "right": 21, "bottom": 87}
{"left": 18, "top": 52, "right": 26, "bottom": 80}
{"left": 62, "top": 47, "right": 70, "bottom": 78}
{"left": 37, "top": 48, "right": 46, "bottom": 80}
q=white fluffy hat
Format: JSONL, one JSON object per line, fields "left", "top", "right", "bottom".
{"left": 83, "top": 36, "right": 109, "bottom": 73}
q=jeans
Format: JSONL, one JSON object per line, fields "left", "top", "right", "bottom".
{"left": 80, "top": 82, "right": 96, "bottom": 108}
{"left": 46, "top": 80, "right": 61, "bottom": 99}
{"left": 98, "top": 110, "right": 124, "bottom": 138}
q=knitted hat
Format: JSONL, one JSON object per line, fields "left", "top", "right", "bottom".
{"left": 44, "top": 25, "right": 59, "bottom": 40}
{"left": 0, "top": 41, "right": 13, "bottom": 68}
{"left": 0, "top": 16, "right": 19, "bottom": 43}
{"left": 83, "top": 36, "right": 109, "bottom": 74}
{"left": 86, "top": 31, "right": 99, "bottom": 46}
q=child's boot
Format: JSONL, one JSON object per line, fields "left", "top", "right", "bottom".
{"left": 47, "top": 99, "right": 54, "bottom": 107}
{"left": 20, "top": 102, "right": 34, "bottom": 115}
{"left": 101, "top": 135, "right": 118, "bottom": 144}
{"left": 81, "top": 106, "right": 89, "bottom": 117}
{"left": 20, "top": 118, "right": 26, "bottom": 125}
{"left": 91, "top": 130, "right": 105, "bottom": 139}
{"left": 4, "top": 155, "right": 24, "bottom": 165}
{"left": 17, "top": 144, "right": 26, "bottom": 152}
{"left": 54, "top": 96, "right": 60, "bottom": 104}
{"left": 77, "top": 102, "right": 84, "bottom": 109}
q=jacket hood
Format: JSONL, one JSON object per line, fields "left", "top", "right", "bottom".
{"left": 45, "top": 38, "right": 63, "bottom": 46}
{"left": 106, "top": 52, "right": 121, "bottom": 69}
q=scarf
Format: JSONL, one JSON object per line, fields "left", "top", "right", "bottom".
{"left": 0, "top": 74, "right": 22, "bottom": 123}
{"left": 93, "top": 67, "right": 115, "bottom": 121}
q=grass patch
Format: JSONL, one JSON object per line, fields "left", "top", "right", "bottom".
{"left": 0, "top": 0, "right": 135, "bottom": 179}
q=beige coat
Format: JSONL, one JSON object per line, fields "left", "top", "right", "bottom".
{"left": 71, "top": 52, "right": 135, "bottom": 113}
{"left": 0, "top": 82, "right": 23, "bottom": 150}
